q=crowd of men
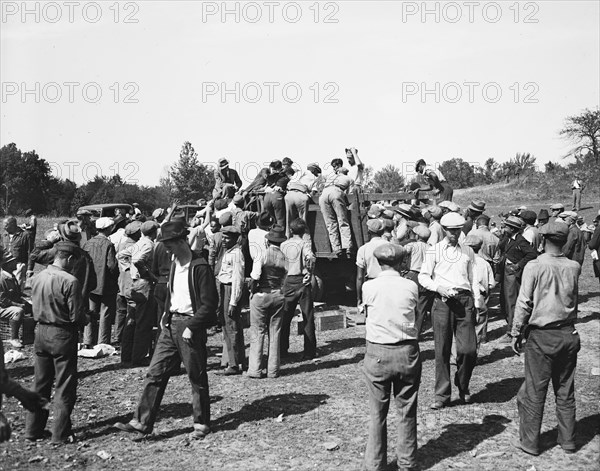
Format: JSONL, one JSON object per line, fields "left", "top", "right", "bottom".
{"left": 0, "top": 155, "right": 598, "bottom": 470}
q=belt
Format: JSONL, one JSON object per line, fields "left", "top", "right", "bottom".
{"left": 170, "top": 311, "right": 193, "bottom": 317}
{"left": 288, "top": 188, "right": 306, "bottom": 193}
{"left": 529, "top": 320, "right": 574, "bottom": 331}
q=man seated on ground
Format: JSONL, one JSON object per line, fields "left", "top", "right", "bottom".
{"left": 0, "top": 251, "right": 30, "bottom": 348}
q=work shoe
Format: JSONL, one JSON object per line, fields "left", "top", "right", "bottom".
{"left": 511, "top": 436, "right": 539, "bottom": 456}
{"left": 114, "top": 419, "right": 148, "bottom": 435}
{"left": 8, "top": 339, "right": 23, "bottom": 349}
{"left": 190, "top": 424, "right": 211, "bottom": 440}
{"left": 215, "top": 366, "right": 241, "bottom": 376}
{"left": 429, "top": 401, "right": 448, "bottom": 410}
{"left": 459, "top": 391, "right": 473, "bottom": 404}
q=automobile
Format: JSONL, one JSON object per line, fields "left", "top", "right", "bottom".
{"left": 77, "top": 203, "right": 133, "bottom": 219}
{"left": 172, "top": 204, "right": 202, "bottom": 223}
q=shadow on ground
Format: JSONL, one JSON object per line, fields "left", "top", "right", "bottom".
{"left": 471, "top": 377, "right": 523, "bottom": 404}
{"left": 417, "top": 414, "right": 511, "bottom": 470}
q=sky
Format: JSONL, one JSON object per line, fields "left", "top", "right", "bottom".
{"left": 1, "top": 0, "right": 599, "bottom": 186}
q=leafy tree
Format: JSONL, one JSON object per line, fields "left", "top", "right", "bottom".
{"left": 483, "top": 158, "right": 500, "bottom": 182}
{"left": 559, "top": 107, "right": 600, "bottom": 164}
{"left": 372, "top": 164, "right": 405, "bottom": 192}
{"left": 0, "top": 143, "right": 53, "bottom": 214}
{"left": 169, "top": 142, "right": 215, "bottom": 203}
{"left": 438, "top": 158, "right": 475, "bottom": 189}
{"left": 512, "top": 152, "right": 537, "bottom": 178}
{"left": 362, "top": 165, "right": 376, "bottom": 192}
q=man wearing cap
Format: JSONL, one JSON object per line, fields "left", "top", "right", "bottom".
{"left": 537, "top": 209, "right": 549, "bottom": 228}
{"left": 248, "top": 212, "right": 272, "bottom": 267}
{"left": 248, "top": 225, "right": 288, "bottom": 378}
{"left": 549, "top": 204, "right": 564, "bottom": 223}
{"left": 469, "top": 215, "right": 500, "bottom": 273}
{"left": 419, "top": 212, "right": 480, "bottom": 409}
{"left": 438, "top": 201, "right": 460, "bottom": 215}
{"left": 117, "top": 221, "right": 159, "bottom": 366}
{"left": 511, "top": 222, "right": 581, "bottom": 456}
{"left": 560, "top": 212, "right": 586, "bottom": 266}
{"left": 362, "top": 243, "right": 421, "bottom": 471}
{"left": 497, "top": 216, "right": 537, "bottom": 343}
{"left": 284, "top": 163, "right": 322, "bottom": 237}
{"left": 464, "top": 234, "right": 495, "bottom": 348}
{"left": 414, "top": 159, "right": 453, "bottom": 202}
{"left": 21, "top": 209, "right": 37, "bottom": 252}
{"left": 425, "top": 206, "right": 445, "bottom": 246}
{"left": 1, "top": 217, "right": 30, "bottom": 290}
{"left": 82, "top": 218, "right": 119, "bottom": 347}
{"left": 115, "top": 220, "right": 218, "bottom": 439}
{"left": 319, "top": 160, "right": 354, "bottom": 258}
{"left": 571, "top": 175, "right": 584, "bottom": 212}
{"left": 521, "top": 210, "right": 541, "bottom": 250}
{"left": 26, "top": 241, "right": 88, "bottom": 444}
{"left": 213, "top": 158, "right": 242, "bottom": 199}
{"left": 404, "top": 225, "right": 433, "bottom": 336}
{"left": 215, "top": 226, "right": 246, "bottom": 375}
{"left": 230, "top": 194, "right": 259, "bottom": 235}
{"left": 114, "top": 221, "right": 141, "bottom": 345}
{"left": 262, "top": 160, "right": 291, "bottom": 228}
{"left": 75, "top": 210, "right": 95, "bottom": 246}
{"left": 280, "top": 219, "right": 317, "bottom": 360}
{"left": 463, "top": 200, "right": 486, "bottom": 235}
{"left": 108, "top": 214, "right": 129, "bottom": 248}
{"left": 356, "top": 219, "right": 388, "bottom": 313}
{"left": 392, "top": 204, "right": 413, "bottom": 242}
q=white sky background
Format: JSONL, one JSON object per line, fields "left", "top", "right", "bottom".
{"left": 1, "top": 0, "right": 599, "bottom": 185}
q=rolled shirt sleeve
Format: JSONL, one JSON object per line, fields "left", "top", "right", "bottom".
{"left": 418, "top": 247, "right": 439, "bottom": 293}
{"left": 511, "top": 264, "right": 535, "bottom": 337}
{"left": 230, "top": 249, "right": 245, "bottom": 307}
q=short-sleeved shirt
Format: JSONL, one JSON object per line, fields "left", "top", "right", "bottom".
{"left": 356, "top": 237, "right": 388, "bottom": 279}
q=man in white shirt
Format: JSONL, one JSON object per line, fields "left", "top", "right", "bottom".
{"left": 215, "top": 226, "right": 245, "bottom": 375}
{"left": 345, "top": 148, "right": 364, "bottom": 190}
{"left": 356, "top": 219, "right": 388, "bottom": 312}
{"left": 362, "top": 243, "right": 421, "bottom": 471}
{"left": 424, "top": 206, "right": 445, "bottom": 246}
{"left": 248, "top": 212, "right": 272, "bottom": 265}
{"left": 571, "top": 175, "right": 584, "bottom": 212}
{"left": 419, "top": 212, "right": 479, "bottom": 409}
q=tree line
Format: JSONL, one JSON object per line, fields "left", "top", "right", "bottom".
{"left": 1, "top": 108, "right": 598, "bottom": 216}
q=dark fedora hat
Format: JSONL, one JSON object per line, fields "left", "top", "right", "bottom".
{"left": 537, "top": 209, "right": 549, "bottom": 220}
{"left": 266, "top": 225, "right": 287, "bottom": 243}
{"left": 157, "top": 220, "right": 189, "bottom": 242}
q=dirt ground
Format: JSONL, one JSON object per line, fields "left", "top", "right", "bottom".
{"left": 1, "top": 205, "right": 599, "bottom": 470}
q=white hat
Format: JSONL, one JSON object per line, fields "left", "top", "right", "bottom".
{"left": 95, "top": 217, "right": 114, "bottom": 230}
{"left": 438, "top": 201, "right": 461, "bottom": 212}
{"left": 440, "top": 212, "right": 466, "bottom": 228}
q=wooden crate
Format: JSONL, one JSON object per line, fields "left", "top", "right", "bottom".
{"left": 292, "top": 308, "right": 347, "bottom": 334}
{"left": 0, "top": 316, "right": 36, "bottom": 345}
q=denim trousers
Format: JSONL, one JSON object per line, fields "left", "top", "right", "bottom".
{"left": 363, "top": 341, "right": 421, "bottom": 471}
{"left": 431, "top": 293, "right": 477, "bottom": 404}
{"left": 219, "top": 283, "right": 246, "bottom": 368}
{"left": 281, "top": 275, "right": 316, "bottom": 358}
{"left": 517, "top": 326, "right": 580, "bottom": 453}
{"left": 134, "top": 317, "right": 210, "bottom": 433}
{"left": 84, "top": 292, "right": 117, "bottom": 346}
{"left": 248, "top": 290, "right": 284, "bottom": 377}
{"left": 26, "top": 324, "right": 78, "bottom": 442}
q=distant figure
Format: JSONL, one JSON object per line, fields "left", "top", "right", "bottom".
{"left": 571, "top": 175, "right": 584, "bottom": 212}
{"left": 511, "top": 222, "right": 581, "bottom": 456}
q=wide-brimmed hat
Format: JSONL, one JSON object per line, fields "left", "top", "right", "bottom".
{"left": 218, "top": 158, "right": 229, "bottom": 169}
{"left": 395, "top": 203, "right": 413, "bottom": 219}
{"left": 307, "top": 162, "right": 322, "bottom": 173}
{"left": 504, "top": 216, "right": 525, "bottom": 230}
{"left": 58, "top": 219, "right": 82, "bottom": 242}
{"left": 468, "top": 200, "right": 486, "bottom": 213}
{"left": 157, "top": 220, "right": 189, "bottom": 242}
{"left": 266, "top": 225, "right": 287, "bottom": 243}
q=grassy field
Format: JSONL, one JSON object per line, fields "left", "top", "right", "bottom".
{"left": 1, "top": 190, "right": 599, "bottom": 470}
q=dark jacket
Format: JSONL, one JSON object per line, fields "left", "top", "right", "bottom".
{"left": 589, "top": 224, "right": 600, "bottom": 277}
{"left": 563, "top": 224, "right": 586, "bottom": 266}
{"left": 1, "top": 228, "right": 30, "bottom": 264}
{"left": 164, "top": 254, "right": 218, "bottom": 332}
{"left": 498, "top": 232, "right": 537, "bottom": 280}
{"left": 83, "top": 234, "right": 119, "bottom": 295}
{"left": 28, "top": 240, "right": 56, "bottom": 271}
